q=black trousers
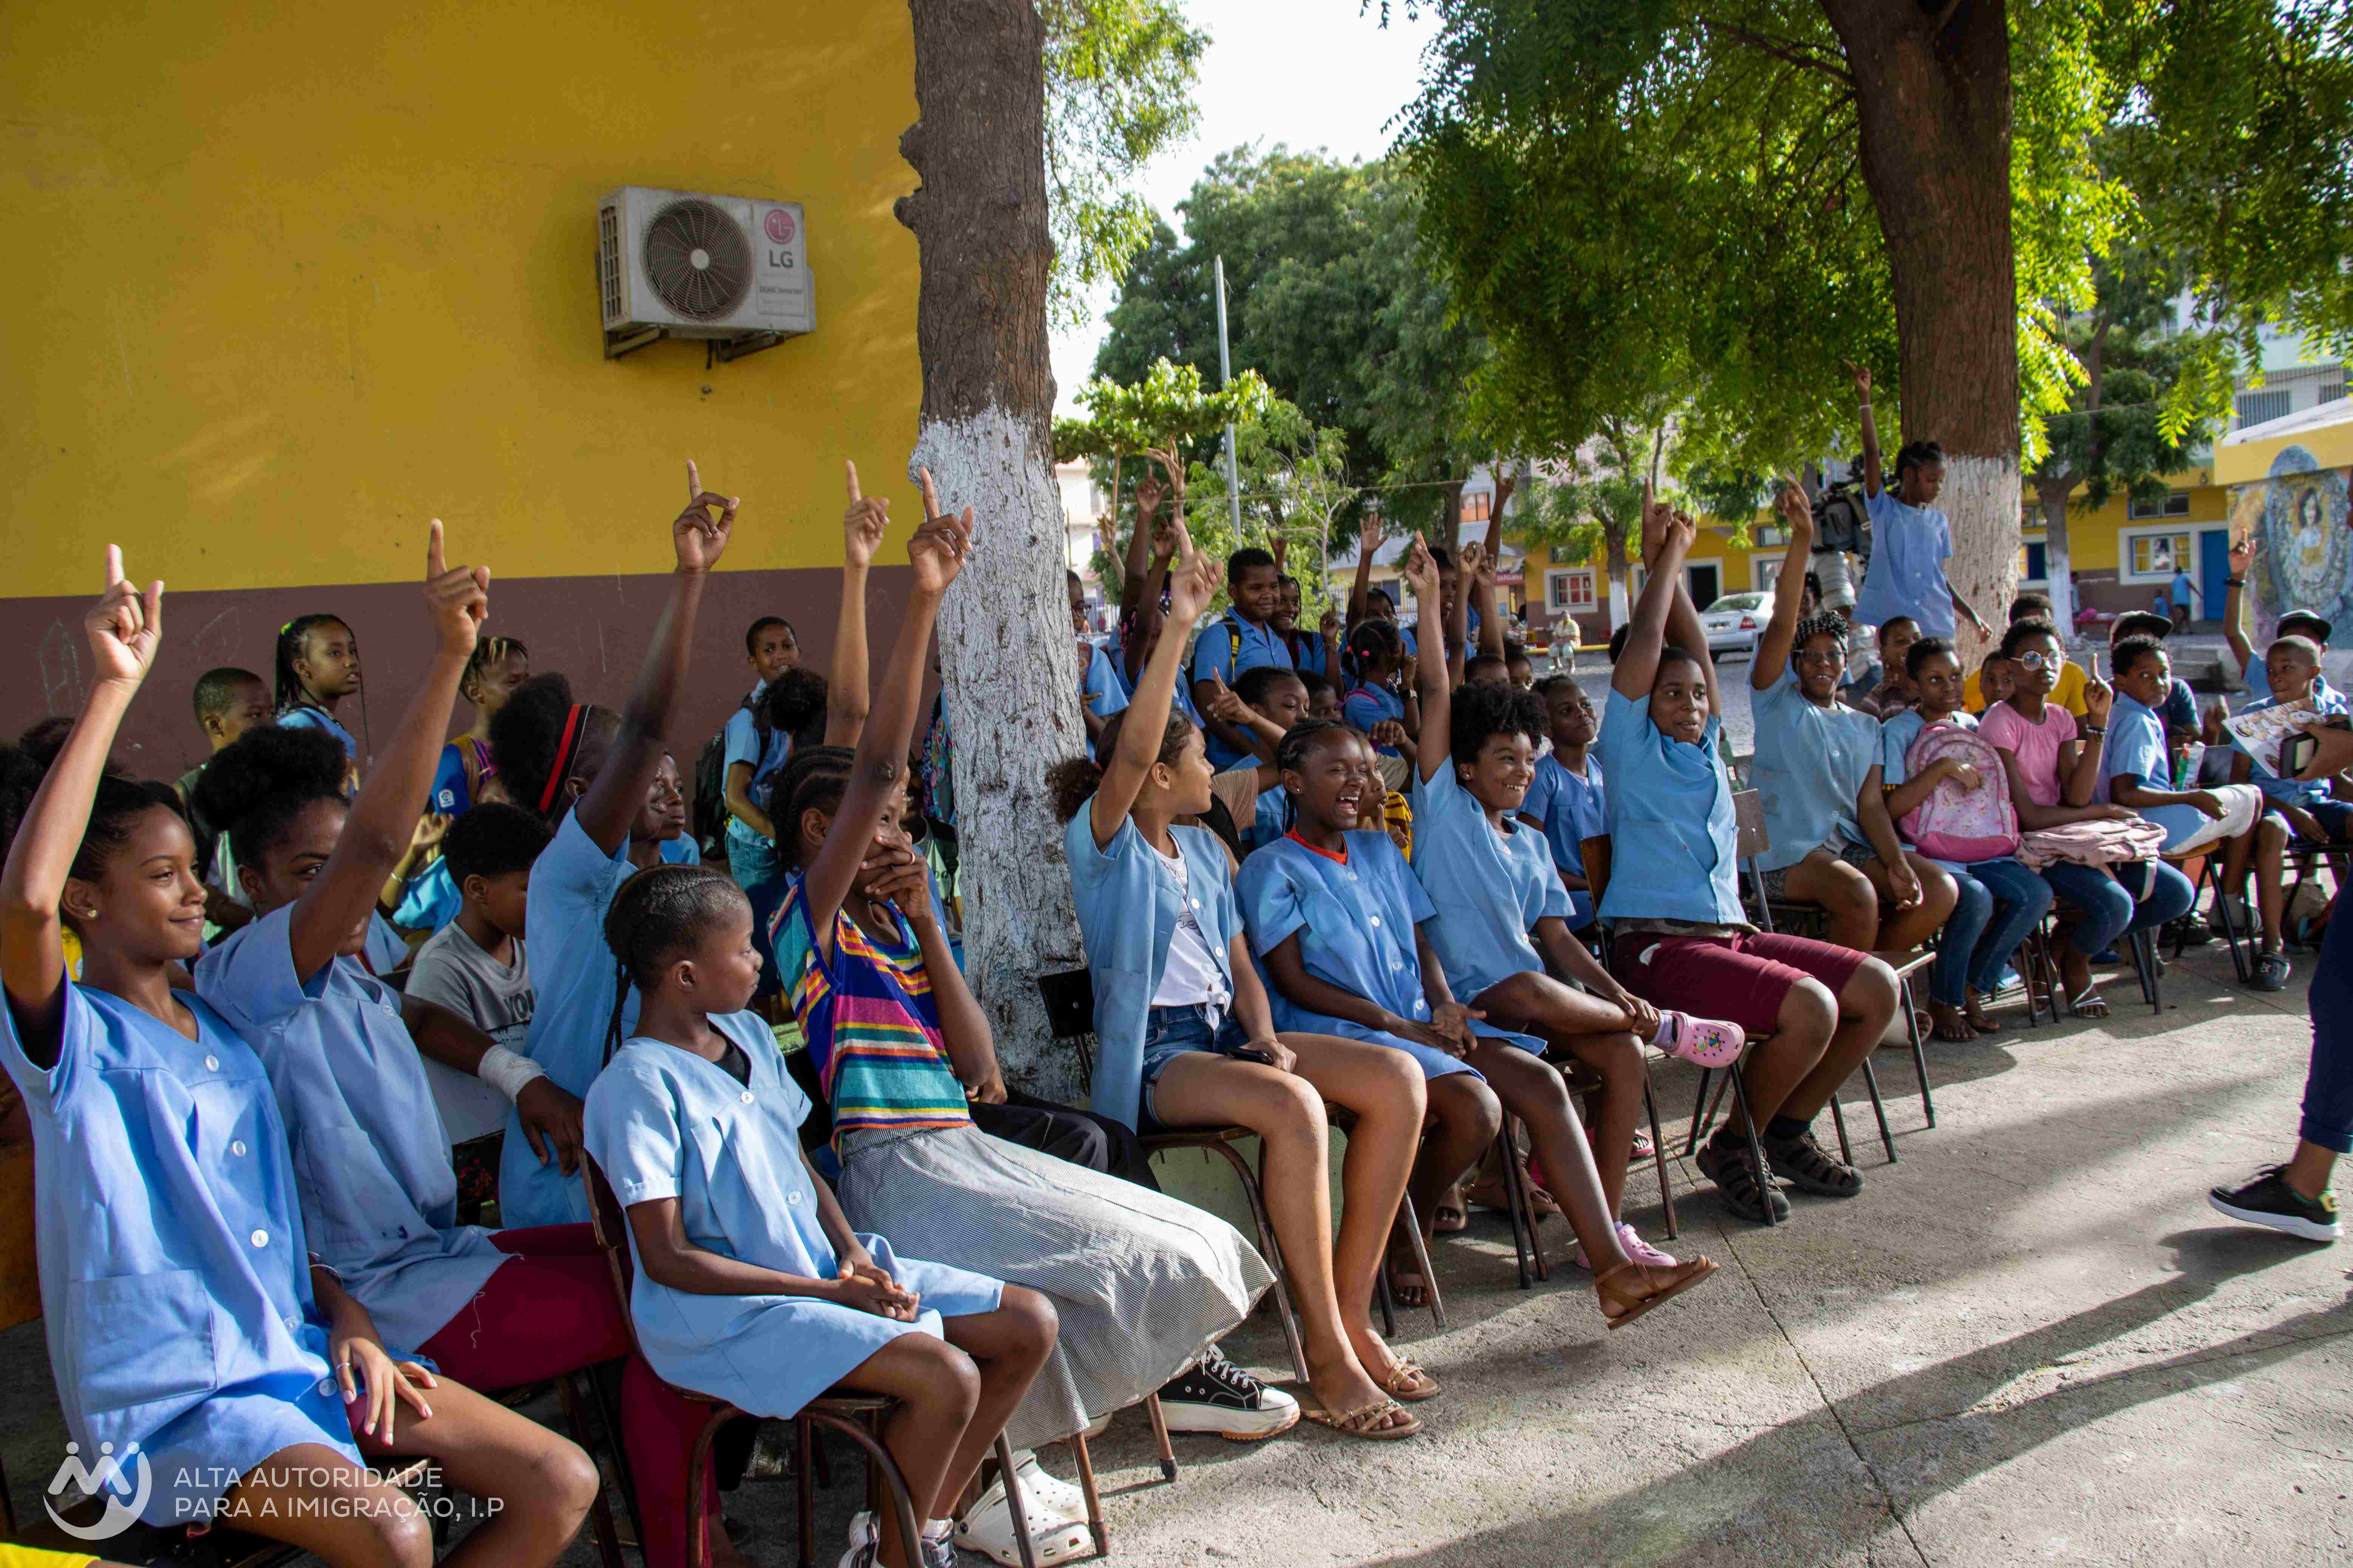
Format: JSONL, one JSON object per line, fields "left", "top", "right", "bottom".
{"left": 970, "top": 1086, "right": 1162, "bottom": 1192}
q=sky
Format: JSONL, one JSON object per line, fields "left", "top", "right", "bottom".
{"left": 1046, "top": 0, "right": 1443, "bottom": 411}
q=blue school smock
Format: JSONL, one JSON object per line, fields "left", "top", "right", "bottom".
{"left": 1594, "top": 688, "right": 1746, "bottom": 926}
{"left": 1406, "top": 764, "right": 1570, "bottom": 1037}
{"left": 198, "top": 906, "right": 507, "bottom": 1353}
{"left": 584, "top": 1012, "right": 1001, "bottom": 1419}
{"left": 1853, "top": 489, "right": 1955, "bottom": 637}
{"left": 723, "top": 707, "right": 794, "bottom": 858}
{"left": 1342, "top": 683, "right": 1407, "bottom": 756}
{"left": 1081, "top": 645, "right": 1131, "bottom": 763}
{"left": 1, "top": 982, "right": 364, "bottom": 1525}
{"left": 1189, "top": 613, "right": 1294, "bottom": 769}
{"left": 277, "top": 704, "right": 358, "bottom": 765}
{"left": 2096, "top": 694, "right": 2203, "bottom": 849}
{"left": 1750, "top": 667, "right": 1880, "bottom": 872}
{"left": 1235, "top": 833, "right": 1488, "bottom": 1077}
{"left": 2240, "top": 687, "right": 2351, "bottom": 807}
{"left": 1063, "top": 807, "right": 1243, "bottom": 1130}
{"left": 1878, "top": 707, "right": 1977, "bottom": 787}
{"left": 1519, "top": 753, "right": 1606, "bottom": 929}
{"left": 390, "top": 858, "right": 461, "bottom": 933}
{"left": 501, "top": 806, "right": 636, "bottom": 1225}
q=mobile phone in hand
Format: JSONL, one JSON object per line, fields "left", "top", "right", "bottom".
{"left": 2282, "top": 732, "right": 2318, "bottom": 778}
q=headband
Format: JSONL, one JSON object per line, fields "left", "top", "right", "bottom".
{"left": 540, "top": 703, "right": 587, "bottom": 813}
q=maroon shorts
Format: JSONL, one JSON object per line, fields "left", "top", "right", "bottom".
{"left": 1611, "top": 931, "right": 1873, "bottom": 1037}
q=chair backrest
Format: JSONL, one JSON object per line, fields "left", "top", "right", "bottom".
{"left": 1580, "top": 833, "right": 1612, "bottom": 908}
{"left": 580, "top": 1154, "right": 640, "bottom": 1314}
{"left": 1035, "top": 969, "right": 1098, "bottom": 1092}
{"left": 1730, "top": 789, "right": 1778, "bottom": 934}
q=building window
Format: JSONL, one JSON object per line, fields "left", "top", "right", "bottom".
{"left": 2236, "top": 388, "right": 2291, "bottom": 427}
{"left": 2024, "top": 541, "right": 2047, "bottom": 582}
{"left": 2126, "top": 491, "right": 2191, "bottom": 521}
{"left": 1548, "top": 568, "right": 1596, "bottom": 611}
{"left": 1755, "top": 525, "right": 1788, "bottom": 549}
{"left": 1461, "top": 491, "right": 1491, "bottom": 523}
{"left": 2322, "top": 381, "right": 2347, "bottom": 405}
{"left": 2128, "top": 531, "right": 2193, "bottom": 578}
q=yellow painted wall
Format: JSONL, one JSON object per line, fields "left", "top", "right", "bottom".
{"left": 1, "top": 1, "right": 921, "bottom": 597}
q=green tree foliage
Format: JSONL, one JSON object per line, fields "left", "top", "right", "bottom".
{"left": 1042, "top": 0, "right": 1209, "bottom": 329}
{"left": 1091, "top": 147, "right": 1488, "bottom": 540}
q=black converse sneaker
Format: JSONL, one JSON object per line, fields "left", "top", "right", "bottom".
{"left": 1156, "top": 1344, "right": 1300, "bottom": 1439}
{"left": 2208, "top": 1166, "right": 2341, "bottom": 1243}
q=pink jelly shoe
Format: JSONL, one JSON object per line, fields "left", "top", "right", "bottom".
{"left": 1658, "top": 1009, "right": 1744, "bottom": 1069}
{"left": 1576, "top": 1222, "right": 1682, "bottom": 1272}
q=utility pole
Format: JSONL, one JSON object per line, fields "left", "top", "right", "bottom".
{"left": 1213, "top": 254, "right": 1242, "bottom": 537}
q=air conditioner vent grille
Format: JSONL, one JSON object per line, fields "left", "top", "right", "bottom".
{"left": 642, "top": 198, "right": 752, "bottom": 321}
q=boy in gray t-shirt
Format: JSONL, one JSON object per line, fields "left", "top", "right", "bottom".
{"left": 402, "top": 803, "right": 555, "bottom": 1199}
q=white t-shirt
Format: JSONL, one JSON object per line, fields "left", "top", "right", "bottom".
{"left": 1149, "top": 841, "right": 1231, "bottom": 1017}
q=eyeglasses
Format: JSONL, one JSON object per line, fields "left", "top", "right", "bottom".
{"left": 2015, "top": 651, "right": 2055, "bottom": 670}
{"left": 1797, "top": 647, "right": 1845, "bottom": 666}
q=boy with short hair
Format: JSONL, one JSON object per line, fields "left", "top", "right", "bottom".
{"left": 403, "top": 801, "right": 556, "bottom": 1199}
{"left": 743, "top": 613, "right": 799, "bottom": 702}
{"left": 2233, "top": 635, "right": 2353, "bottom": 846}
{"left": 2223, "top": 530, "right": 2336, "bottom": 710}
{"left": 1191, "top": 545, "right": 1294, "bottom": 768}
{"left": 1849, "top": 363, "right": 1995, "bottom": 645}
{"left": 179, "top": 667, "right": 273, "bottom": 932}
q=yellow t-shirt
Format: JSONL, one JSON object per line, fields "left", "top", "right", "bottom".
{"left": 0, "top": 1546, "right": 99, "bottom": 1568}
{"left": 1964, "top": 658, "right": 2087, "bottom": 718}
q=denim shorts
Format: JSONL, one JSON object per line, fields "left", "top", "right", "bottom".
{"left": 1138, "top": 1003, "right": 1251, "bottom": 1133}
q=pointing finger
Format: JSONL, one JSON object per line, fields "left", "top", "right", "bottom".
{"left": 686, "top": 460, "right": 702, "bottom": 505}
{"left": 426, "top": 520, "right": 446, "bottom": 580}
{"left": 845, "top": 459, "right": 862, "bottom": 504}
{"left": 918, "top": 466, "right": 942, "bottom": 521}
{"left": 105, "top": 543, "right": 125, "bottom": 590}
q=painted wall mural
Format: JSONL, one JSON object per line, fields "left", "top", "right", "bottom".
{"left": 2228, "top": 443, "right": 2351, "bottom": 642}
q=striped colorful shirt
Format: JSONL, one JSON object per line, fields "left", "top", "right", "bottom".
{"left": 771, "top": 873, "right": 971, "bottom": 1145}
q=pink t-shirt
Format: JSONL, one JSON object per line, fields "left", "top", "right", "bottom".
{"left": 1979, "top": 699, "right": 2078, "bottom": 808}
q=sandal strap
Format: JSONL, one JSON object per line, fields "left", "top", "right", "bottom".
{"left": 1325, "top": 1395, "right": 1407, "bottom": 1432}
{"left": 1771, "top": 1129, "right": 1849, "bottom": 1185}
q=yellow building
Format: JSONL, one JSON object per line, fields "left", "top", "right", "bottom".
{"left": 2, "top": 2, "right": 924, "bottom": 767}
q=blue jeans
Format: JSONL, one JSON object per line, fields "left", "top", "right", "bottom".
{"left": 1930, "top": 856, "right": 2054, "bottom": 1007}
{"left": 1137, "top": 1004, "right": 1249, "bottom": 1132}
{"left": 2042, "top": 858, "right": 2196, "bottom": 961}
{"left": 726, "top": 827, "right": 789, "bottom": 997}
{"left": 2301, "top": 905, "right": 2352, "bottom": 1153}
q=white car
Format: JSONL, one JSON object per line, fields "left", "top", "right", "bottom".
{"left": 1699, "top": 591, "right": 1769, "bottom": 659}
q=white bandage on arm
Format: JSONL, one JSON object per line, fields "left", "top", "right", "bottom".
{"left": 477, "top": 1044, "right": 549, "bottom": 1102}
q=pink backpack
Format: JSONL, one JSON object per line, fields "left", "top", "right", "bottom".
{"left": 1900, "top": 723, "right": 2019, "bottom": 862}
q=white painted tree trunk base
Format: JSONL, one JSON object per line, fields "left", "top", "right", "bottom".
{"left": 913, "top": 407, "right": 1090, "bottom": 1102}
{"left": 1938, "top": 454, "right": 2022, "bottom": 661}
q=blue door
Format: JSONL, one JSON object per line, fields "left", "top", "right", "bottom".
{"left": 2199, "top": 529, "right": 2230, "bottom": 620}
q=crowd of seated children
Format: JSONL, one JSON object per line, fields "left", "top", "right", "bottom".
{"left": 1601, "top": 494, "right": 1902, "bottom": 1225}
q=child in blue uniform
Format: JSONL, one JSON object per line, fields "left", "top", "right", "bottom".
{"left": 1342, "top": 620, "right": 1415, "bottom": 760}
{"left": 1057, "top": 521, "right": 1432, "bottom": 1442}
{"left": 590, "top": 863, "right": 1051, "bottom": 1568}
{"left": 1518, "top": 675, "right": 1605, "bottom": 930}
{"left": 1203, "top": 665, "right": 1310, "bottom": 849}
{"left": 431, "top": 634, "right": 528, "bottom": 814}
{"left": 193, "top": 517, "right": 722, "bottom": 1568}
{"left": 1398, "top": 538, "right": 1727, "bottom": 1308}
{"left": 1602, "top": 495, "right": 1900, "bottom": 1226}
{"left": 0, "top": 545, "right": 591, "bottom": 1566}
{"left": 488, "top": 462, "right": 744, "bottom": 1230}
{"left": 272, "top": 612, "right": 364, "bottom": 768}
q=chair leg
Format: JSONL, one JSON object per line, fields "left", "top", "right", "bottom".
{"left": 796, "top": 1414, "right": 818, "bottom": 1568}
{"left": 1684, "top": 1067, "right": 1713, "bottom": 1156}
{"left": 1725, "top": 1065, "right": 1777, "bottom": 1227}
{"left": 1826, "top": 1091, "right": 1854, "bottom": 1167}
{"left": 1642, "top": 1065, "right": 1678, "bottom": 1241}
{"left": 1899, "top": 975, "right": 1935, "bottom": 1129}
{"left": 804, "top": 1408, "right": 935, "bottom": 1568}
{"left": 1396, "top": 1192, "right": 1449, "bottom": 1327}
{"left": 1063, "top": 1429, "right": 1108, "bottom": 1561}
{"left": 2132, "top": 927, "right": 2163, "bottom": 1013}
{"left": 1859, "top": 1054, "right": 1896, "bottom": 1163}
{"left": 992, "top": 1432, "right": 1040, "bottom": 1568}
{"left": 1142, "top": 1392, "right": 1177, "bottom": 1484}
{"left": 1209, "top": 1140, "right": 1309, "bottom": 1386}
{"left": 687, "top": 1409, "right": 735, "bottom": 1568}
{"left": 2207, "top": 860, "right": 2252, "bottom": 985}
{"left": 1498, "top": 1120, "right": 1534, "bottom": 1291}
{"left": 1374, "top": 1258, "right": 1398, "bottom": 1337}
{"left": 556, "top": 1372, "right": 627, "bottom": 1568}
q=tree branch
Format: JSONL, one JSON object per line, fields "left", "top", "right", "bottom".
{"left": 1703, "top": 17, "right": 1855, "bottom": 87}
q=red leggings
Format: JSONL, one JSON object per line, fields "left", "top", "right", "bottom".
{"left": 416, "top": 1223, "right": 714, "bottom": 1568}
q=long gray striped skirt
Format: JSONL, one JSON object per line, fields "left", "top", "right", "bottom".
{"left": 837, "top": 1123, "right": 1273, "bottom": 1450}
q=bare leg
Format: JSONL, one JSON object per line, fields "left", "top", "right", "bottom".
{"left": 1778, "top": 850, "right": 1880, "bottom": 951}
{"left": 1462, "top": 1039, "right": 1627, "bottom": 1270}
{"left": 834, "top": 1335, "right": 983, "bottom": 1568}
{"left": 1777, "top": 960, "right": 1900, "bottom": 1123}
{"left": 347, "top": 1374, "right": 600, "bottom": 1568}
{"left": 2283, "top": 1139, "right": 2341, "bottom": 1202}
{"left": 216, "top": 1443, "right": 437, "bottom": 1568}
{"left": 935, "top": 1289, "right": 1057, "bottom": 1517}
{"left": 1472, "top": 969, "right": 1651, "bottom": 1214}
{"left": 2256, "top": 813, "right": 2290, "bottom": 951}
{"left": 1399, "top": 1072, "right": 1499, "bottom": 1306}
{"left": 1718, "top": 978, "right": 1837, "bottom": 1132}
{"left": 1151, "top": 1040, "right": 1423, "bottom": 1426}
{"left": 1865, "top": 851, "right": 1960, "bottom": 953}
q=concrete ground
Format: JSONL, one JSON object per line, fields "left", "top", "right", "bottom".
{"left": 5, "top": 934, "right": 2348, "bottom": 1566}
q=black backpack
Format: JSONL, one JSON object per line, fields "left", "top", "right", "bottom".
{"left": 1812, "top": 480, "right": 1873, "bottom": 565}
{"left": 692, "top": 695, "right": 771, "bottom": 859}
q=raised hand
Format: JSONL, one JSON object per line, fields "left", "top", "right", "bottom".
{"left": 1149, "top": 517, "right": 1179, "bottom": 562}
{"left": 1358, "top": 505, "right": 1384, "bottom": 556}
{"left": 1778, "top": 477, "right": 1815, "bottom": 545}
{"left": 410, "top": 812, "right": 452, "bottom": 857}
{"left": 1166, "top": 522, "right": 1219, "bottom": 625}
{"left": 1204, "top": 671, "right": 1248, "bottom": 725}
{"left": 1472, "top": 542, "right": 1499, "bottom": 590}
{"left": 1272, "top": 537, "right": 1290, "bottom": 573}
{"left": 1369, "top": 718, "right": 1409, "bottom": 753}
{"left": 907, "top": 467, "right": 974, "bottom": 597}
{"left": 1400, "top": 534, "right": 1439, "bottom": 600}
{"left": 1459, "top": 540, "right": 1486, "bottom": 581}
{"left": 2229, "top": 529, "right": 2260, "bottom": 575}
{"left": 1319, "top": 603, "right": 1343, "bottom": 642}
{"left": 1848, "top": 361, "right": 1872, "bottom": 399}
{"left": 1134, "top": 469, "right": 1165, "bottom": 522}
{"left": 2082, "top": 677, "right": 2114, "bottom": 725}
{"left": 843, "top": 460, "right": 888, "bottom": 569}
{"left": 88, "top": 544, "right": 164, "bottom": 687}
{"left": 674, "top": 460, "right": 738, "bottom": 573}
{"left": 422, "top": 520, "right": 490, "bottom": 659}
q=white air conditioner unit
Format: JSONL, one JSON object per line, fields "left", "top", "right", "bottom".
{"left": 598, "top": 185, "right": 814, "bottom": 360}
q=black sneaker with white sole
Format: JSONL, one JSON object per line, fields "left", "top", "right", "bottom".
{"left": 2208, "top": 1165, "right": 2340, "bottom": 1242}
{"left": 1156, "top": 1344, "right": 1300, "bottom": 1439}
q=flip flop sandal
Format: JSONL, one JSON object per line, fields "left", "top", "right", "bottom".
{"left": 1384, "top": 1256, "right": 1430, "bottom": 1310}
{"left": 2068, "top": 987, "right": 2110, "bottom": 1019}
{"left": 1433, "top": 1201, "right": 1469, "bottom": 1233}
{"left": 1376, "top": 1357, "right": 1441, "bottom": 1403}
{"left": 1929, "top": 1010, "right": 1976, "bottom": 1043}
{"left": 1302, "top": 1396, "right": 1422, "bottom": 1440}
{"left": 1595, "top": 1255, "right": 1720, "bottom": 1331}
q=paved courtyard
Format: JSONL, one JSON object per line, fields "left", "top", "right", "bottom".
{"left": 4, "top": 936, "right": 2346, "bottom": 1566}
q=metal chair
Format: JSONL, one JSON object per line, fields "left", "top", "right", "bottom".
{"left": 580, "top": 1159, "right": 1038, "bottom": 1568}
{"left": 1034, "top": 971, "right": 1445, "bottom": 1358}
{"left": 1574, "top": 833, "right": 1682, "bottom": 1242}
{"left": 2165, "top": 848, "right": 2252, "bottom": 983}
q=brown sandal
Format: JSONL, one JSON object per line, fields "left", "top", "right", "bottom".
{"left": 1595, "top": 1255, "right": 1719, "bottom": 1331}
{"left": 1376, "top": 1357, "right": 1441, "bottom": 1403}
{"left": 1301, "top": 1396, "right": 1421, "bottom": 1440}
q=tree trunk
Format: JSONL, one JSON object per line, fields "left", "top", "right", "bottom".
{"left": 2036, "top": 477, "right": 2076, "bottom": 634}
{"left": 1604, "top": 526, "right": 1631, "bottom": 630}
{"left": 1823, "top": 0, "right": 2021, "bottom": 658}
{"left": 898, "top": 0, "right": 1088, "bottom": 1099}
